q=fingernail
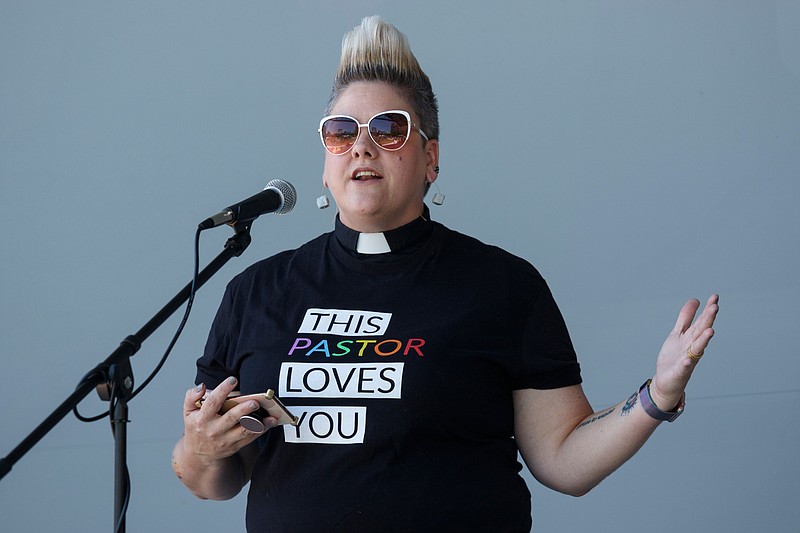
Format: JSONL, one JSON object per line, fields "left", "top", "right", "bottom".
{"left": 227, "top": 376, "right": 237, "bottom": 386}
{"left": 266, "top": 419, "right": 278, "bottom": 429}
{"left": 194, "top": 383, "right": 204, "bottom": 392}
{"left": 250, "top": 401, "right": 260, "bottom": 411}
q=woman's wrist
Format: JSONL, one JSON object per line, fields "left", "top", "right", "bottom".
{"left": 639, "top": 379, "right": 685, "bottom": 422}
{"left": 647, "top": 376, "right": 684, "bottom": 412}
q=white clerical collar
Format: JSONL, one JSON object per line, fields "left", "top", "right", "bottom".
{"left": 334, "top": 205, "right": 433, "bottom": 256}
{"left": 356, "top": 232, "right": 392, "bottom": 254}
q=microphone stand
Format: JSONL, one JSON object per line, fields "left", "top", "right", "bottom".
{"left": 0, "top": 223, "right": 253, "bottom": 532}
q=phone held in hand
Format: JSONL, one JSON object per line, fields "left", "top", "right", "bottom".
{"left": 196, "top": 389, "right": 299, "bottom": 431}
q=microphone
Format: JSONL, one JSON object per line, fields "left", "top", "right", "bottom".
{"left": 199, "top": 179, "right": 297, "bottom": 230}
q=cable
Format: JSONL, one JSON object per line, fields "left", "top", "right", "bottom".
{"left": 129, "top": 226, "right": 202, "bottom": 400}
{"left": 72, "top": 226, "right": 202, "bottom": 421}
{"left": 113, "top": 464, "right": 131, "bottom": 533}
{"left": 72, "top": 369, "right": 111, "bottom": 422}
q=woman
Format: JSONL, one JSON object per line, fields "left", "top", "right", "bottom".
{"left": 172, "top": 16, "right": 719, "bottom": 532}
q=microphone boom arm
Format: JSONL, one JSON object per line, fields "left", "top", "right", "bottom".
{"left": 0, "top": 226, "right": 253, "bottom": 530}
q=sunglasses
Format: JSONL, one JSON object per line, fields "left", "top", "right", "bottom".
{"left": 318, "top": 109, "right": 429, "bottom": 155}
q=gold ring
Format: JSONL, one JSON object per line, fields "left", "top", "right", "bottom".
{"left": 687, "top": 346, "right": 703, "bottom": 361}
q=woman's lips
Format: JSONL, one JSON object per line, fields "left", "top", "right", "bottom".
{"left": 352, "top": 169, "right": 382, "bottom": 181}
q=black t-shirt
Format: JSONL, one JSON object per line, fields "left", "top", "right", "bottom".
{"left": 196, "top": 217, "right": 581, "bottom": 532}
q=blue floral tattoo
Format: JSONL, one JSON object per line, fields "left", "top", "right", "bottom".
{"left": 621, "top": 391, "right": 638, "bottom": 417}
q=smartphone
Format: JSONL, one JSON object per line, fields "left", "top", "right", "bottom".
{"left": 195, "top": 389, "right": 299, "bottom": 431}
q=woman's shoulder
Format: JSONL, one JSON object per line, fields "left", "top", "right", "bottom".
{"left": 434, "top": 222, "right": 544, "bottom": 280}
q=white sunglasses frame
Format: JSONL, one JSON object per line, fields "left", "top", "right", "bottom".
{"left": 318, "top": 109, "right": 429, "bottom": 155}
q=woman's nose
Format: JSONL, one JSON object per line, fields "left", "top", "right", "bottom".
{"left": 350, "top": 124, "right": 377, "bottom": 158}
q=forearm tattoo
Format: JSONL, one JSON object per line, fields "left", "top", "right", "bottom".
{"left": 575, "top": 407, "right": 615, "bottom": 429}
{"left": 621, "top": 391, "right": 638, "bottom": 417}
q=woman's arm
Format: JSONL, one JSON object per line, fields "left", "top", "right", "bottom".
{"left": 172, "top": 376, "right": 273, "bottom": 500}
{"left": 514, "top": 295, "right": 719, "bottom": 496}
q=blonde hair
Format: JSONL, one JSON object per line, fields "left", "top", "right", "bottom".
{"left": 326, "top": 16, "right": 439, "bottom": 141}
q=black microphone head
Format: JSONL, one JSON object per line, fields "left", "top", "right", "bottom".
{"left": 265, "top": 179, "right": 297, "bottom": 215}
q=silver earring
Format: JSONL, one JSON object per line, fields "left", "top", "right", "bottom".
{"left": 432, "top": 182, "right": 445, "bottom": 205}
{"left": 431, "top": 167, "right": 445, "bottom": 205}
{"left": 316, "top": 189, "right": 330, "bottom": 209}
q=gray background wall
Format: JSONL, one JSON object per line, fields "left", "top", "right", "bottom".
{"left": 1, "top": 1, "right": 798, "bottom": 531}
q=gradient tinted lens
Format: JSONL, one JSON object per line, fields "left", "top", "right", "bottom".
{"left": 368, "top": 112, "right": 410, "bottom": 150}
{"left": 320, "top": 111, "right": 411, "bottom": 154}
{"left": 321, "top": 117, "right": 359, "bottom": 155}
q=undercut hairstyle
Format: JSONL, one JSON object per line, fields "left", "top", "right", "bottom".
{"left": 325, "top": 16, "right": 439, "bottom": 142}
